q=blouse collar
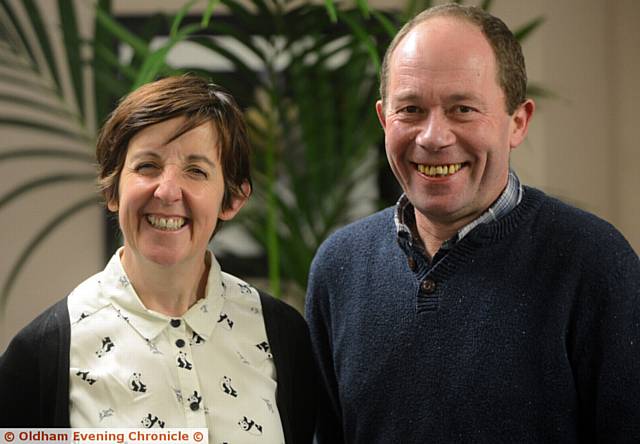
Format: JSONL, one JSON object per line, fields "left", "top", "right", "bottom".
{"left": 98, "top": 248, "right": 226, "bottom": 342}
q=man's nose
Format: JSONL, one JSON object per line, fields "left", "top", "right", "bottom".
{"left": 153, "top": 168, "right": 182, "bottom": 203}
{"left": 415, "top": 111, "right": 455, "bottom": 150}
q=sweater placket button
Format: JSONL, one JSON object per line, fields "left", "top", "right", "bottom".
{"left": 421, "top": 279, "right": 436, "bottom": 294}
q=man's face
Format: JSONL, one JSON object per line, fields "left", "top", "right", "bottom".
{"left": 377, "top": 17, "right": 533, "bottom": 230}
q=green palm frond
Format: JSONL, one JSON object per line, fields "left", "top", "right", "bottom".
{"left": 1, "top": 0, "right": 547, "bottom": 311}
{"left": 1, "top": 196, "right": 100, "bottom": 312}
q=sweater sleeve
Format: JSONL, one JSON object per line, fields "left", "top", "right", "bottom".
{"left": 568, "top": 228, "right": 640, "bottom": 441}
{"left": 305, "top": 239, "right": 346, "bottom": 444}
{"left": 0, "top": 299, "right": 70, "bottom": 427}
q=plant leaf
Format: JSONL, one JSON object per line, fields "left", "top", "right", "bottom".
{"left": 0, "top": 117, "right": 88, "bottom": 141}
{"left": 337, "top": 10, "right": 380, "bottom": 71}
{"left": 0, "top": 173, "right": 95, "bottom": 211}
{"left": 0, "top": 92, "right": 76, "bottom": 119}
{"left": 170, "top": 0, "right": 199, "bottom": 38}
{"left": 480, "top": 0, "right": 494, "bottom": 11}
{"left": 527, "top": 82, "right": 556, "bottom": 100}
{"left": 323, "top": 0, "right": 338, "bottom": 23}
{"left": 0, "top": 147, "right": 94, "bottom": 162}
{"left": 0, "top": 0, "right": 38, "bottom": 64}
{"left": 1, "top": 195, "right": 99, "bottom": 311}
{"left": 514, "top": 16, "right": 545, "bottom": 42}
{"left": 57, "top": 0, "right": 85, "bottom": 119}
{"left": 93, "top": 0, "right": 116, "bottom": 127}
{"left": 0, "top": 70, "right": 57, "bottom": 95}
{"left": 355, "top": 0, "right": 369, "bottom": 18}
{"left": 95, "top": 6, "right": 149, "bottom": 56}
{"left": 22, "top": 0, "right": 62, "bottom": 91}
{"left": 201, "top": 0, "right": 222, "bottom": 28}
{"left": 371, "top": 10, "right": 398, "bottom": 39}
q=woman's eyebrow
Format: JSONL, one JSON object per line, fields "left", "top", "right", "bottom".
{"left": 187, "top": 154, "right": 216, "bottom": 169}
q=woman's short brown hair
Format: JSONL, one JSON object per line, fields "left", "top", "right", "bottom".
{"left": 96, "top": 74, "right": 252, "bottom": 212}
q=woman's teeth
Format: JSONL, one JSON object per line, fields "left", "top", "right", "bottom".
{"left": 417, "top": 163, "right": 463, "bottom": 177}
{"left": 147, "top": 215, "right": 186, "bottom": 231}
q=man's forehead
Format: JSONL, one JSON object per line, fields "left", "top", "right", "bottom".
{"left": 394, "top": 16, "right": 487, "bottom": 59}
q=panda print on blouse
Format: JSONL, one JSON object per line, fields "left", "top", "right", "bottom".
{"left": 68, "top": 248, "right": 285, "bottom": 443}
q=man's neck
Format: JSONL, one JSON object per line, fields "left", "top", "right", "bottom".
{"left": 413, "top": 210, "right": 471, "bottom": 258}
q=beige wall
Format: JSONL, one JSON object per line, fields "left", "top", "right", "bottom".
{"left": 1, "top": 0, "right": 639, "bottom": 351}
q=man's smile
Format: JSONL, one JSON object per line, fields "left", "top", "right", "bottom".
{"left": 415, "top": 162, "right": 465, "bottom": 177}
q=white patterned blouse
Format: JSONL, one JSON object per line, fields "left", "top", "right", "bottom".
{"left": 67, "top": 248, "right": 285, "bottom": 444}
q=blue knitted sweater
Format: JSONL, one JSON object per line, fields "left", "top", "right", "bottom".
{"left": 306, "top": 187, "right": 640, "bottom": 443}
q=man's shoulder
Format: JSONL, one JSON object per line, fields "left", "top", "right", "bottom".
{"left": 324, "top": 206, "right": 395, "bottom": 246}
{"left": 310, "top": 206, "right": 396, "bottom": 271}
{"left": 526, "top": 186, "right": 636, "bottom": 255}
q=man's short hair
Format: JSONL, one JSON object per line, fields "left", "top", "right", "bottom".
{"left": 96, "top": 74, "right": 252, "bottom": 213}
{"left": 379, "top": 3, "right": 527, "bottom": 115}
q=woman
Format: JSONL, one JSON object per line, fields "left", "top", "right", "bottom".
{"left": 0, "top": 75, "right": 316, "bottom": 443}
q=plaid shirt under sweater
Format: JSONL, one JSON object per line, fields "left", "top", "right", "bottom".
{"left": 394, "top": 169, "right": 523, "bottom": 260}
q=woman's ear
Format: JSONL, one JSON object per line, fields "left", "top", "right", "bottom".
{"left": 219, "top": 180, "right": 251, "bottom": 221}
{"left": 106, "top": 192, "right": 119, "bottom": 212}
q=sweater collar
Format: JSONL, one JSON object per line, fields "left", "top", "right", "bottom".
{"left": 394, "top": 169, "right": 523, "bottom": 257}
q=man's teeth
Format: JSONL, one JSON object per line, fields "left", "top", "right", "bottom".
{"left": 147, "top": 215, "right": 186, "bottom": 231}
{"left": 417, "top": 163, "right": 463, "bottom": 177}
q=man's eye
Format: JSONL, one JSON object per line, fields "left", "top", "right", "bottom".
{"left": 455, "top": 105, "right": 474, "bottom": 114}
{"left": 401, "top": 106, "right": 421, "bottom": 114}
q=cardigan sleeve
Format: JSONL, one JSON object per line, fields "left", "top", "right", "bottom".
{"left": 260, "top": 289, "right": 317, "bottom": 444}
{"left": 0, "top": 298, "right": 70, "bottom": 427}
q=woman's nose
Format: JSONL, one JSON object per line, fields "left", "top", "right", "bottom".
{"left": 153, "top": 169, "right": 182, "bottom": 203}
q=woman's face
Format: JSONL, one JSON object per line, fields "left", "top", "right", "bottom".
{"left": 108, "top": 116, "right": 246, "bottom": 268}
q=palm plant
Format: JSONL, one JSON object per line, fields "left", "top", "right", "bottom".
{"left": 0, "top": 0, "right": 386, "bottom": 310}
{"left": 180, "top": 0, "right": 396, "bottom": 297}
{"left": 0, "top": 0, "right": 545, "bottom": 311}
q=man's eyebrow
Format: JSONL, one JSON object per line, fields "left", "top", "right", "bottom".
{"left": 390, "top": 91, "right": 482, "bottom": 103}
{"left": 447, "top": 93, "right": 481, "bottom": 102}
{"left": 391, "top": 91, "right": 421, "bottom": 103}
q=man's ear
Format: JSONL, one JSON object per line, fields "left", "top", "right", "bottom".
{"left": 376, "top": 100, "right": 387, "bottom": 130}
{"left": 509, "top": 99, "right": 535, "bottom": 149}
{"left": 219, "top": 180, "right": 251, "bottom": 221}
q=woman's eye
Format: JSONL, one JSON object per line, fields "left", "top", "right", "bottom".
{"left": 135, "top": 163, "right": 157, "bottom": 173}
{"left": 188, "top": 167, "right": 208, "bottom": 178}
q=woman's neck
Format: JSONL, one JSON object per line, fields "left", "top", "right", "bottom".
{"left": 120, "top": 249, "right": 210, "bottom": 317}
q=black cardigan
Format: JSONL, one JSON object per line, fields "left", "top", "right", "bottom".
{"left": 0, "top": 290, "right": 317, "bottom": 443}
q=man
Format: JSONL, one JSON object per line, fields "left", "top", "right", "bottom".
{"left": 305, "top": 4, "right": 640, "bottom": 443}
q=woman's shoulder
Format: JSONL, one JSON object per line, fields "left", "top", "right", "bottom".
{"left": 258, "top": 289, "right": 306, "bottom": 329}
{"left": 5, "top": 298, "right": 69, "bottom": 352}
